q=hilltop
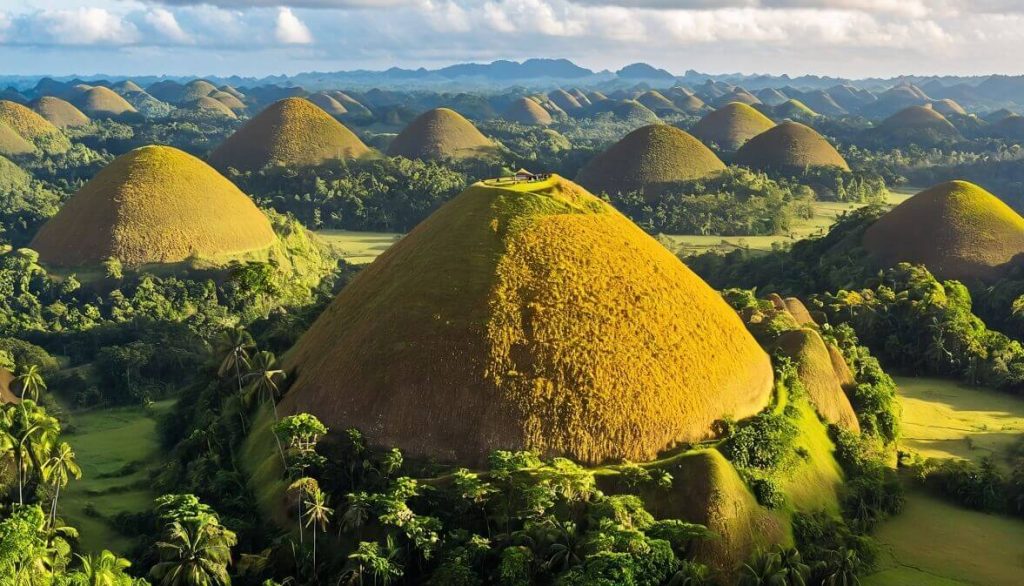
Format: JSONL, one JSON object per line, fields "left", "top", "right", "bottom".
{"left": 29, "top": 96, "right": 90, "bottom": 128}
{"left": 386, "top": 107, "right": 495, "bottom": 160}
{"left": 71, "top": 86, "right": 136, "bottom": 118}
{"left": 863, "top": 180, "right": 1024, "bottom": 281}
{"left": 870, "top": 105, "right": 962, "bottom": 146}
{"left": 0, "top": 121, "right": 36, "bottom": 156}
{"left": 185, "top": 96, "right": 237, "bottom": 119}
{"left": 210, "top": 97, "right": 370, "bottom": 171}
{"left": 276, "top": 175, "right": 773, "bottom": 465}
{"left": 31, "top": 145, "right": 277, "bottom": 269}
{"left": 0, "top": 100, "right": 70, "bottom": 153}
{"left": 576, "top": 124, "right": 725, "bottom": 199}
{"left": 307, "top": 93, "right": 348, "bottom": 117}
{"left": 690, "top": 102, "right": 776, "bottom": 151}
{"left": 734, "top": 121, "right": 849, "bottom": 172}
{"left": 502, "top": 97, "right": 554, "bottom": 125}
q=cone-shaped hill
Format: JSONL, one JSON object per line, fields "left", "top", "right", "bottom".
{"left": 71, "top": 86, "right": 136, "bottom": 118}
{"left": 691, "top": 102, "right": 776, "bottom": 151}
{"left": 277, "top": 175, "right": 773, "bottom": 465}
{"left": 307, "top": 93, "right": 348, "bottom": 117}
{"left": 185, "top": 97, "right": 237, "bottom": 119}
{"left": 30, "top": 96, "right": 90, "bottom": 128}
{"left": 773, "top": 99, "right": 818, "bottom": 121}
{"left": 210, "top": 91, "right": 246, "bottom": 112}
{"left": 734, "top": 121, "right": 849, "bottom": 172}
{"left": 387, "top": 108, "right": 495, "bottom": 160}
{"left": 862, "top": 180, "right": 1024, "bottom": 281}
{"left": 210, "top": 98, "right": 370, "bottom": 171}
{"left": 31, "top": 145, "right": 277, "bottom": 269}
{"left": 576, "top": 125, "right": 726, "bottom": 199}
{"left": 502, "top": 97, "right": 554, "bottom": 125}
{"left": 0, "top": 155, "right": 31, "bottom": 194}
{"left": 636, "top": 90, "right": 680, "bottom": 114}
{"left": 931, "top": 99, "right": 967, "bottom": 116}
{"left": 0, "top": 101, "right": 69, "bottom": 153}
{"left": 871, "top": 105, "right": 961, "bottom": 146}
{"left": 992, "top": 114, "right": 1024, "bottom": 140}
{"left": 548, "top": 89, "right": 583, "bottom": 112}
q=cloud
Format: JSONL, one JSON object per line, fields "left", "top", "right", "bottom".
{"left": 153, "top": 0, "right": 411, "bottom": 7}
{"left": 141, "top": 8, "right": 192, "bottom": 43}
{"left": 275, "top": 7, "right": 314, "bottom": 44}
{"left": 24, "top": 8, "right": 139, "bottom": 45}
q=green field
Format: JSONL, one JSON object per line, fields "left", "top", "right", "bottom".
{"left": 315, "top": 189, "right": 916, "bottom": 263}
{"left": 60, "top": 400, "right": 174, "bottom": 554}
{"left": 865, "top": 490, "right": 1024, "bottom": 586}
{"left": 893, "top": 376, "right": 1024, "bottom": 468}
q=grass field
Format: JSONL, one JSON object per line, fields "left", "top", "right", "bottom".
{"left": 60, "top": 399, "right": 174, "bottom": 554}
{"left": 893, "top": 376, "right": 1024, "bottom": 468}
{"left": 315, "top": 188, "right": 917, "bottom": 263}
{"left": 865, "top": 489, "right": 1024, "bottom": 586}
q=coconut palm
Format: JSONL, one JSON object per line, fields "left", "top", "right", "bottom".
{"left": 817, "top": 548, "right": 860, "bottom": 586}
{"left": 149, "top": 519, "right": 237, "bottom": 586}
{"left": 16, "top": 364, "right": 47, "bottom": 402}
{"left": 42, "top": 441, "right": 82, "bottom": 526}
{"left": 243, "top": 351, "right": 286, "bottom": 414}
{"left": 739, "top": 549, "right": 787, "bottom": 586}
{"left": 71, "top": 549, "right": 136, "bottom": 586}
{"left": 216, "top": 327, "right": 254, "bottom": 397}
{"left": 302, "top": 487, "right": 333, "bottom": 574}
{"left": 0, "top": 401, "right": 60, "bottom": 504}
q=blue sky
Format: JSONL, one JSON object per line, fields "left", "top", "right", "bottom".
{"left": 3, "top": 1, "right": 1024, "bottom": 78}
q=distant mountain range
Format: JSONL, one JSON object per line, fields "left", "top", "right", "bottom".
{"left": 0, "top": 58, "right": 1019, "bottom": 97}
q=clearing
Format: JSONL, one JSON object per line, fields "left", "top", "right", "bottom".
{"left": 893, "top": 375, "right": 1024, "bottom": 468}
{"left": 315, "top": 230, "right": 403, "bottom": 265}
{"left": 60, "top": 399, "right": 174, "bottom": 554}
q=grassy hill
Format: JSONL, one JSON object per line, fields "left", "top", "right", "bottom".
{"left": 386, "top": 107, "right": 495, "bottom": 160}
{"left": 691, "top": 102, "right": 776, "bottom": 151}
{"left": 862, "top": 180, "right": 1024, "bottom": 281}
{"left": 32, "top": 145, "right": 278, "bottom": 268}
{"left": 72, "top": 86, "right": 136, "bottom": 118}
{"left": 210, "top": 97, "right": 370, "bottom": 171}
{"left": 502, "top": 97, "right": 554, "bottom": 125}
{"left": 576, "top": 124, "right": 725, "bottom": 199}
{"left": 0, "top": 100, "right": 70, "bottom": 153}
{"left": 276, "top": 175, "right": 772, "bottom": 466}
{"left": 734, "top": 121, "right": 850, "bottom": 172}
{"left": 30, "top": 96, "right": 90, "bottom": 128}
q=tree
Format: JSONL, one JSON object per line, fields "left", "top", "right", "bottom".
{"left": 816, "top": 548, "right": 860, "bottom": 586}
{"left": 42, "top": 441, "right": 82, "bottom": 526}
{"left": 739, "top": 549, "right": 787, "bottom": 586}
{"left": 215, "top": 328, "right": 254, "bottom": 399}
{"left": 67, "top": 550, "right": 138, "bottom": 586}
{"left": 243, "top": 351, "right": 286, "bottom": 416}
{"left": 150, "top": 518, "right": 237, "bottom": 586}
{"left": 1, "top": 400, "right": 61, "bottom": 504}
{"left": 345, "top": 537, "right": 403, "bottom": 586}
{"left": 302, "top": 487, "right": 333, "bottom": 575}
{"left": 16, "top": 363, "right": 47, "bottom": 401}
{"left": 0, "top": 505, "right": 55, "bottom": 585}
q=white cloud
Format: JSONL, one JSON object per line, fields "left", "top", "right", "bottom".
{"left": 28, "top": 8, "right": 139, "bottom": 45}
{"left": 421, "top": 1, "right": 472, "bottom": 33}
{"left": 275, "top": 7, "right": 314, "bottom": 44}
{"left": 142, "top": 7, "right": 191, "bottom": 43}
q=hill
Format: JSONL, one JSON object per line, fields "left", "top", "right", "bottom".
{"left": 776, "top": 328, "right": 860, "bottom": 432}
{"left": 734, "top": 121, "right": 850, "bottom": 172}
{"left": 0, "top": 100, "right": 70, "bottom": 153}
{"left": 386, "top": 107, "right": 495, "bottom": 160}
{"left": 30, "top": 96, "right": 90, "bottom": 128}
{"left": 636, "top": 90, "right": 680, "bottom": 114}
{"left": 71, "top": 86, "right": 136, "bottom": 118}
{"left": 715, "top": 88, "right": 760, "bottom": 107}
{"left": 871, "top": 105, "right": 961, "bottom": 146}
{"left": 798, "top": 90, "right": 847, "bottom": 116}
{"left": 576, "top": 124, "right": 726, "bottom": 199}
{"left": 0, "top": 155, "right": 31, "bottom": 194}
{"left": 930, "top": 98, "right": 967, "bottom": 116}
{"left": 210, "top": 97, "right": 370, "bottom": 171}
{"left": 186, "top": 97, "right": 237, "bottom": 119}
{"left": 307, "top": 93, "right": 348, "bottom": 117}
{"left": 548, "top": 89, "right": 583, "bottom": 112}
{"left": 0, "top": 121, "right": 36, "bottom": 156}
{"left": 756, "top": 87, "right": 789, "bottom": 106}
{"left": 209, "top": 91, "right": 246, "bottom": 112}
{"left": 31, "top": 145, "right": 276, "bottom": 268}
{"left": 991, "top": 114, "right": 1024, "bottom": 140}
{"left": 277, "top": 175, "right": 772, "bottom": 465}
{"left": 502, "top": 97, "right": 554, "bottom": 125}
{"left": 773, "top": 99, "right": 818, "bottom": 121}
{"left": 690, "top": 102, "right": 776, "bottom": 151}
{"left": 111, "top": 80, "right": 143, "bottom": 94}
{"left": 325, "top": 91, "right": 372, "bottom": 117}
{"left": 863, "top": 180, "right": 1024, "bottom": 281}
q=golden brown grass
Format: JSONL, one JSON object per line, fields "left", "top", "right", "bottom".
{"left": 930, "top": 99, "right": 967, "bottom": 116}
{"left": 210, "top": 97, "right": 370, "bottom": 171}
{"left": 547, "top": 89, "right": 582, "bottom": 111}
{"left": 189, "top": 96, "right": 237, "bottom": 119}
{"left": 774, "top": 99, "right": 819, "bottom": 120}
{"left": 0, "top": 121, "right": 35, "bottom": 156}
{"left": 30, "top": 96, "right": 90, "bottom": 128}
{"left": 776, "top": 328, "right": 861, "bottom": 432}
{"left": 386, "top": 107, "right": 495, "bottom": 161}
{"left": 863, "top": 180, "right": 1024, "bottom": 281}
{"left": 209, "top": 91, "right": 246, "bottom": 111}
{"left": 636, "top": 90, "right": 679, "bottom": 112}
{"left": 72, "top": 86, "right": 136, "bottom": 117}
{"left": 0, "top": 100, "right": 62, "bottom": 139}
{"left": 502, "top": 97, "right": 553, "bottom": 125}
{"left": 877, "top": 105, "right": 960, "bottom": 142}
{"left": 278, "top": 175, "right": 772, "bottom": 466}
{"left": 31, "top": 145, "right": 277, "bottom": 268}
{"left": 575, "top": 124, "right": 726, "bottom": 199}
{"left": 691, "top": 102, "right": 776, "bottom": 151}
{"left": 307, "top": 93, "right": 348, "bottom": 117}
{"left": 734, "top": 121, "right": 850, "bottom": 172}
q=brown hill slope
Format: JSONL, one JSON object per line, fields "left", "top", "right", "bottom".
{"left": 386, "top": 107, "right": 494, "bottom": 160}
{"left": 734, "top": 121, "right": 850, "bottom": 172}
{"left": 863, "top": 180, "right": 1024, "bottom": 281}
{"left": 691, "top": 102, "right": 776, "bottom": 151}
{"left": 31, "top": 145, "right": 276, "bottom": 268}
{"left": 502, "top": 97, "right": 554, "bottom": 125}
{"left": 575, "top": 124, "right": 725, "bottom": 199}
{"left": 277, "top": 176, "right": 773, "bottom": 465}
{"left": 210, "top": 97, "right": 370, "bottom": 171}
{"left": 72, "top": 86, "right": 136, "bottom": 117}
{"left": 30, "top": 96, "right": 90, "bottom": 128}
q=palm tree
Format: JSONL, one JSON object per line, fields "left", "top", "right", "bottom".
{"left": 739, "top": 549, "right": 786, "bottom": 586}
{"left": 42, "top": 441, "right": 82, "bottom": 526}
{"left": 16, "top": 364, "right": 47, "bottom": 402}
{"left": 150, "top": 519, "right": 237, "bottom": 586}
{"left": 302, "top": 487, "right": 333, "bottom": 574}
{"left": 1, "top": 401, "right": 60, "bottom": 504}
{"left": 243, "top": 350, "right": 287, "bottom": 463}
{"left": 73, "top": 549, "right": 135, "bottom": 586}
{"left": 818, "top": 548, "right": 860, "bottom": 586}
{"left": 216, "top": 328, "right": 254, "bottom": 398}
{"left": 775, "top": 546, "right": 810, "bottom": 586}
{"left": 346, "top": 536, "right": 403, "bottom": 586}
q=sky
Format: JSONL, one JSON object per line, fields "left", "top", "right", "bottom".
{"left": 4, "top": 1, "right": 1024, "bottom": 79}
